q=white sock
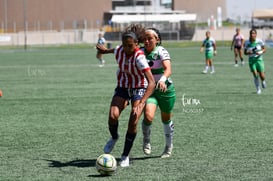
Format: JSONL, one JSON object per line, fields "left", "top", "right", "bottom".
{"left": 254, "top": 77, "right": 260, "bottom": 90}
{"left": 163, "top": 120, "right": 174, "bottom": 147}
{"left": 142, "top": 121, "right": 151, "bottom": 142}
{"left": 210, "top": 66, "right": 215, "bottom": 72}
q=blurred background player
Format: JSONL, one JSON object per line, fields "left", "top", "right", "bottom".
{"left": 141, "top": 28, "right": 176, "bottom": 158}
{"left": 200, "top": 31, "right": 217, "bottom": 74}
{"left": 96, "top": 32, "right": 106, "bottom": 67}
{"left": 231, "top": 28, "right": 245, "bottom": 67}
{"left": 244, "top": 28, "right": 266, "bottom": 94}
{"left": 96, "top": 24, "right": 155, "bottom": 167}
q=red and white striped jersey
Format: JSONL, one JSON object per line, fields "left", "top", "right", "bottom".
{"left": 114, "top": 45, "right": 151, "bottom": 88}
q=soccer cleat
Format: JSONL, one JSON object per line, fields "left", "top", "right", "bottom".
{"left": 103, "top": 137, "right": 118, "bottom": 154}
{"left": 202, "top": 70, "right": 207, "bottom": 74}
{"left": 161, "top": 145, "right": 173, "bottom": 158}
{"left": 257, "top": 89, "right": 262, "bottom": 95}
{"left": 234, "top": 63, "right": 239, "bottom": 67}
{"left": 262, "top": 81, "right": 266, "bottom": 89}
{"left": 241, "top": 61, "right": 245, "bottom": 66}
{"left": 143, "top": 142, "right": 151, "bottom": 155}
{"left": 120, "top": 156, "right": 129, "bottom": 167}
{"left": 210, "top": 70, "right": 215, "bottom": 74}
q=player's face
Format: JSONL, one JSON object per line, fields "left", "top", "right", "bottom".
{"left": 250, "top": 30, "right": 257, "bottom": 41}
{"left": 122, "top": 37, "right": 137, "bottom": 56}
{"left": 144, "top": 32, "right": 157, "bottom": 52}
{"left": 206, "top": 31, "right": 210, "bottom": 38}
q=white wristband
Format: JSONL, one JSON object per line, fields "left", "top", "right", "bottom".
{"left": 159, "top": 75, "right": 167, "bottom": 82}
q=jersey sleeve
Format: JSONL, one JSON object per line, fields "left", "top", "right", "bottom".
{"left": 258, "top": 39, "right": 265, "bottom": 46}
{"left": 158, "top": 46, "right": 171, "bottom": 61}
{"left": 136, "top": 54, "right": 150, "bottom": 72}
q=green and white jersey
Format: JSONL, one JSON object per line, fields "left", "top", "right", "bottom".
{"left": 202, "top": 37, "right": 215, "bottom": 54}
{"left": 244, "top": 38, "right": 264, "bottom": 62}
{"left": 142, "top": 46, "right": 172, "bottom": 83}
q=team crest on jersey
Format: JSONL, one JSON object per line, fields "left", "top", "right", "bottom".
{"left": 152, "top": 53, "right": 158, "bottom": 60}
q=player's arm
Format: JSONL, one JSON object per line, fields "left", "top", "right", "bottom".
{"left": 157, "top": 60, "right": 171, "bottom": 92}
{"left": 231, "top": 35, "right": 235, "bottom": 50}
{"left": 241, "top": 38, "right": 245, "bottom": 50}
{"left": 142, "top": 69, "right": 155, "bottom": 103}
{"left": 244, "top": 46, "right": 252, "bottom": 55}
{"left": 132, "top": 68, "right": 155, "bottom": 116}
{"left": 257, "top": 45, "right": 266, "bottom": 55}
{"left": 262, "top": 45, "right": 266, "bottom": 54}
{"left": 244, "top": 48, "right": 248, "bottom": 55}
{"left": 213, "top": 42, "right": 217, "bottom": 56}
{"left": 200, "top": 43, "right": 204, "bottom": 53}
{"left": 96, "top": 44, "right": 114, "bottom": 54}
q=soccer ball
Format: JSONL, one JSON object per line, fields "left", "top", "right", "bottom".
{"left": 96, "top": 154, "right": 117, "bottom": 176}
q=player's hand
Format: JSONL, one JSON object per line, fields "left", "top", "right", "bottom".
{"left": 96, "top": 44, "right": 107, "bottom": 53}
{"left": 256, "top": 50, "right": 263, "bottom": 55}
{"left": 132, "top": 102, "right": 145, "bottom": 116}
{"left": 214, "top": 50, "right": 217, "bottom": 56}
{"left": 156, "top": 81, "right": 167, "bottom": 92}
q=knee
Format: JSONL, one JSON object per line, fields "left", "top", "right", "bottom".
{"left": 109, "top": 110, "right": 120, "bottom": 124}
{"left": 144, "top": 113, "right": 154, "bottom": 123}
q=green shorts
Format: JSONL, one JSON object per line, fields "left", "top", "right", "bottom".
{"left": 146, "top": 83, "right": 176, "bottom": 113}
{"left": 205, "top": 52, "right": 213, "bottom": 59}
{"left": 249, "top": 59, "right": 264, "bottom": 72}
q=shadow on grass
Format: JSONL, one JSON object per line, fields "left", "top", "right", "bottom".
{"left": 44, "top": 155, "right": 160, "bottom": 168}
{"left": 44, "top": 155, "right": 160, "bottom": 178}
{"left": 44, "top": 159, "right": 96, "bottom": 168}
{"left": 131, "top": 155, "right": 161, "bottom": 161}
{"left": 88, "top": 155, "right": 161, "bottom": 178}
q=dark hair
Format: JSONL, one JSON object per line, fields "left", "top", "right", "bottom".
{"left": 122, "top": 32, "right": 137, "bottom": 42}
{"left": 122, "top": 24, "right": 146, "bottom": 43}
{"left": 249, "top": 28, "right": 257, "bottom": 41}
{"left": 250, "top": 28, "right": 257, "bottom": 34}
{"left": 146, "top": 27, "right": 162, "bottom": 46}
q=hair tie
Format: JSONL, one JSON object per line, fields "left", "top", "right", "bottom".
{"left": 146, "top": 29, "right": 159, "bottom": 39}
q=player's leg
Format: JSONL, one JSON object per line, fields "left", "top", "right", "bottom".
{"left": 252, "top": 71, "right": 260, "bottom": 94}
{"left": 203, "top": 58, "right": 209, "bottom": 74}
{"left": 257, "top": 60, "right": 266, "bottom": 89}
{"left": 158, "top": 85, "right": 176, "bottom": 158}
{"left": 96, "top": 52, "right": 105, "bottom": 67}
{"left": 160, "top": 112, "right": 174, "bottom": 158}
{"left": 239, "top": 48, "right": 244, "bottom": 65}
{"left": 248, "top": 62, "right": 260, "bottom": 94}
{"left": 104, "top": 88, "right": 129, "bottom": 153}
{"left": 120, "top": 88, "right": 146, "bottom": 167}
{"left": 142, "top": 97, "right": 157, "bottom": 155}
{"left": 209, "top": 58, "right": 215, "bottom": 74}
{"left": 234, "top": 48, "right": 239, "bottom": 66}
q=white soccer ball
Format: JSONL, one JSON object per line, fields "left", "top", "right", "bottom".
{"left": 96, "top": 154, "right": 117, "bottom": 176}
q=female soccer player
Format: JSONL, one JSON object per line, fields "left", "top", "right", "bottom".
{"left": 231, "top": 28, "right": 245, "bottom": 67}
{"left": 200, "top": 31, "right": 217, "bottom": 74}
{"left": 96, "top": 32, "right": 106, "bottom": 67}
{"left": 96, "top": 24, "right": 155, "bottom": 167}
{"left": 244, "top": 28, "right": 266, "bottom": 94}
{"left": 141, "top": 28, "right": 176, "bottom": 158}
